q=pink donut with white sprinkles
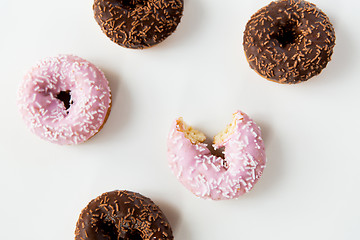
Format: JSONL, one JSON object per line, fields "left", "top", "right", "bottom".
{"left": 167, "top": 111, "right": 266, "bottom": 200}
{"left": 18, "top": 55, "right": 111, "bottom": 145}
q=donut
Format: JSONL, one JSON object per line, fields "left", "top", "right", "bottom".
{"left": 243, "top": 0, "right": 336, "bottom": 84}
{"left": 93, "top": 0, "right": 184, "bottom": 49}
{"left": 75, "top": 190, "right": 173, "bottom": 240}
{"left": 18, "top": 55, "right": 111, "bottom": 145}
{"left": 167, "top": 111, "right": 266, "bottom": 200}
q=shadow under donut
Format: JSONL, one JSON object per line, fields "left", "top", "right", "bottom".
{"left": 88, "top": 67, "right": 132, "bottom": 143}
{"left": 153, "top": 0, "right": 206, "bottom": 50}
{"left": 244, "top": 119, "right": 285, "bottom": 198}
{"left": 317, "top": 21, "right": 357, "bottom": 84}
{"left": 154, "top": 199, "right": 193, "bottom": 240}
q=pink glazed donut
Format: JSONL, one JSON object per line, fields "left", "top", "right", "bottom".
{"left": 18, "top": 55, "right": 111, "bottom": 145}
{"left": 167, "top": 111, "right": 266, "bottom": 200}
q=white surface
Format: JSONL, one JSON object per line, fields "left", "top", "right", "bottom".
{"left": 1, "top": 0, "right": 360, "bottom": 239}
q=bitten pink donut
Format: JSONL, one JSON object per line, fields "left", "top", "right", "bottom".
{"left": 18, "top": 55, "right": 111, "bottom": 145}
{"left": 167, "top": 111, "right": 266, "bottom": 200}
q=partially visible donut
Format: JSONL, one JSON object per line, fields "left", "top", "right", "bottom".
{"left": 75, "top": 190, "right": 173, "bottom": 240}
{"left": 243, "top": 0, "right": 336, "bottom": 84}
{"left": 93, "top": 0, "right": 184, "bottom": 49}
{"left": 18, "top": 55, "right": 111, "bottom": 145}
{"left": 167, "top": 111, "right": 266, "bottom": 200}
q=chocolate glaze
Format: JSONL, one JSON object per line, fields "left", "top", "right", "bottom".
{"left": 75, "top": 190, "right": 173, "bottom": 240}
{"left": 243, "top": 0, "right": 336, "bottom": 84}
{"left": 93, "top": 0, "right": 184, "bottom": 49}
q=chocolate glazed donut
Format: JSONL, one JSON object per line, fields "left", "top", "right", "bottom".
{"left": 75, "top": 190, "right": 173, "bottom": 240}
{"left": 93, "top": 0, "right": 184, "bottom": 49}
{"left": 243, "top": 0, "right": 335, "bottom": 84}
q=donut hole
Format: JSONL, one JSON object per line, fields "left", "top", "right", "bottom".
{"left": 121, "top": 229, "right": 143, "bottom": 240}
{"left": 95, "top": 217, "right": 118, "bottom": 239}
{"left": 119, "top": 0, "right": 146, "bottom": 10}
{"left": 271, "top": 20, "right": 300, "bottom": 48}
{"left": 56, "top": 90, "right": 73, "bottom": 113}
{"left": 207, "top": 142, "right": 226, "bottom": 164}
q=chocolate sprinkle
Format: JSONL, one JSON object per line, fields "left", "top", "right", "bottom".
{"left": 75, "top": 190, "right": 174, "bottom": 240}
{"left": 243, "top": 0, "right": 336, "bottom": 84}
{"left": 93, "top": 0, "right": 184, "bottom": 49}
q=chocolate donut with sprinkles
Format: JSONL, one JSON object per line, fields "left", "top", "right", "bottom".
{"left": 75, "top": 190, "right": 173, "bottom": 240}
{"left": 243, "top": 0, "right": 335, "bottom": 84}
{"left": 93, "top": 0, "right": 184, "bottom": 49}
{"left": 18, "top": 55, "right": 111, "bottom": 145}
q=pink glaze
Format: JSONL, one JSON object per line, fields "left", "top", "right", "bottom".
{"left": 167, "top": 111, "right": 266, "bottom": 200}
{"left": 18, "top": 55, "right": 111, "bottom": 145}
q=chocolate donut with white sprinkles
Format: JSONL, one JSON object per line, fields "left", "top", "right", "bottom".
{"left": 93, "top": 0, "right": 184, "bottom": 49}
{"left": 75, "top": 190, "right": 173, "bottom": 240}
{"left": 243, "top": 0, "right": 335, "bottom": 84}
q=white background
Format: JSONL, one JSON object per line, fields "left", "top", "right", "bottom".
{"left": 1, "top": 0, "right": 359, "bottom": 239}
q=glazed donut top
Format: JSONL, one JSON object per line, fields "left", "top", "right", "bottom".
{"left": 93, "top": 0, "right": 184, "bottom": 49}
{"left": 18, "top": 55, "right": 111, "bottom": 145}
{"left": 167, "top": 111, "right": 266, "bottom": 200}
{"left": 243, "top": 0, "right": 336, "bottom": 84}
{"left": 75, "top": 190, "right": 173, "bottom": 240}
